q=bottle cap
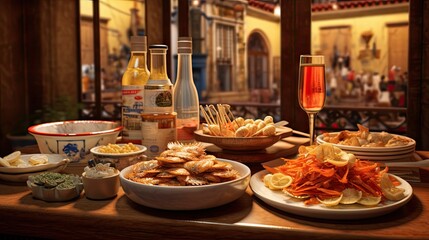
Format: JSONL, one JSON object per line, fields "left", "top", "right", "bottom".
{"left": 178, "top": 37, "right": 192, "bottom": 54}
{"left": 149, "top": 44, "right": 168, "bottom": 49}
{"left": 131, "top": 36, "right": 147, "bottom": 51}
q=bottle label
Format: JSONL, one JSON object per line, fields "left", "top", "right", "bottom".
{"left": 144, "top": 87, "right": 173, "bottom": 113}
{"left": 122, "top": 85, "right": 144, "bottom": 143}
{"left": 141, "top": 121, "right": 177, "bottom": 159}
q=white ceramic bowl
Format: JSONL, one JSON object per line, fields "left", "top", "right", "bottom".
{"left": 28, "top": 120, "right": 123, "bottom": 162}
{"left": 119, "top": 158, "right": 251, "bottom": 210}
{"left": 82, "top": 171, "right": 120, "bottom": 200}
{"left": 90, "top": 144, "right": 147, "bottom": 170}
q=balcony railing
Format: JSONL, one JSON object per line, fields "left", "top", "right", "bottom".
{"left": 80, "top": 100, "right": 407, "bottom": 134}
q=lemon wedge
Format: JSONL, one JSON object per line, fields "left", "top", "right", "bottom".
{"left": 380, "top": 173, "right": 405, "bottom": 201}
{"left": 0, "top": 157, "right": 11, "bottom": 167}
{"left": 29, "top": 155, "right": 49, "bottom": 166}
{"left": 340, "top": 188, "right": 362, "bottom": 204}
{"left": 3, "top": 151, "right": 21, "bottom": 165}
{"left": 268, "top": 173, "right": 293, "bottom": 190}
{"left": 317, "top": 194, "right": 343, "bottom": 206}
{"left": 357, "top": 195, "right": 381, "bottom": 206}
{"left": 263, "top": 174, "right": 273, "bottom": 187}
{"left": 325, "top": 158, "right": 349, "bottom": 167}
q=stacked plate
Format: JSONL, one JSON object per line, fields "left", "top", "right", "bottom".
{"left": 0, "top": 154, "right": 69, "bottom": 182}
{"left": 316, "top": 133, "right": 416, "bottom": 161}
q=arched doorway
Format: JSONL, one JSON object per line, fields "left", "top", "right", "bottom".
{"left": 247, "top": 32, "right": 270, "bottom": 103}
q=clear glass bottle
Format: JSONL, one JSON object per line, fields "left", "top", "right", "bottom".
{"left": 143, "top": 44, "right": 173, "bottom": 113}
{"left": 173, "top": 37, "right": 200, "bottom": 141}
{"left": 121, "top": 36, "right": 150, "bottom": 143}
{"left": 142, "top": 44, "right": 176, "bottom": 158}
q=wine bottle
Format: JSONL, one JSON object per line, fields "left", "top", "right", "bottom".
{"left": 121, "top": 36, "right": 150, "bottom": 144}
{"left": 173, "top": 37, "right": 199, "bottom": 142}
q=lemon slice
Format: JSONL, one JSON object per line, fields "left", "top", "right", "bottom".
{"left": 29, "top": 155, "right": 49, "bottom": 166}
{"left": 340, "top": 188, "right": 362, "bottom": 204}
{"left": 325, "top": 159, "right": 349, "bottom": 167}
{"left": 3, "top": 151, "right": 21, "bottom": 166}
{"left": 0, "top": 157, "right": 11, "bottom": 167}
{"left": 269, "top": 173, "right": 293, "bottom": 190}
{"left": 317, "top": 194, "right": 343, "bottom": 206}
{"left": 263, "top": 174, "right": 273, "bottom": 188}
{"left": 380, "top": 173, "right": 405, "bottom": 201}
{"left": 357, "top": 195, "right": 381, "bottom": 206}
{"left": 382, "top": 187, "right": 405, "bottom": 201}
{"left": 283, "top": 190, "right": 310, "bottom": 199}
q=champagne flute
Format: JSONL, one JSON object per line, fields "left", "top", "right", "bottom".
{"left": 298, "top": 55, "right": 326, "bottom": 145}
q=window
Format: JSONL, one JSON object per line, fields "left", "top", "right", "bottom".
{"left": 215, "top": 23, "right": 235, "bottom": 92}
{"left": 248, "top": 32, "right": 269, "bottom": 90}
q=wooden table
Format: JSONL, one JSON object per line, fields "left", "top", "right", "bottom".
{"left": 0, "top": 152, "right": 428, "bottom": 239}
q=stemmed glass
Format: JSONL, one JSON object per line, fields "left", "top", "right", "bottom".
{"left": 298, "top": 55, "right": 326, "bottom": 145}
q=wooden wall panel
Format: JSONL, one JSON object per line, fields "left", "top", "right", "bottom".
{"left": 145, "top": 0, "right": 171, "bottom": 76}
{"left": 0, "top": 0, "right": 27, "bottom": 155}
{"left": 408, "top": 0, "right": 429, "bottom": 150}
{"left": 0, "top": 0, "right": 79, "bottom": 155}
{"left": 280, "top": 0, "right": 311, "bottom": 133}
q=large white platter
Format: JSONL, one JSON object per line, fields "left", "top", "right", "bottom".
{"left": 0, "top": 154, "right": 69, "bottom": 174}
{"left": 0, "top": 163, "right": 68, "bottom": 182}
{"left": 250, "top": 170, "right": 413, "bottom": 220}
{"left": 316, "top": 133, "right": 416, "bottom": 152}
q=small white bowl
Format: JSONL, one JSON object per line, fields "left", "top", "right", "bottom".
{"left": 90, "top": 144, "right": 147, "bottom": 170}
{"left": 119, "top": 158, "right": 251, "bottom": 210}
{"left": 28, "top": 120, "right": 123, "bottom": 162}
{"left": 82, "top": 171, "right": 120, "bottom": 200}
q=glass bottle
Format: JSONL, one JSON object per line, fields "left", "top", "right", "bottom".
{"left": 142, "top": 44, "right": 176, "bottom": 158}
{"left": 173, "top": 37, "right": 200, "bottom": 141}
{"left": 121, "top": 35, "right": 150, "bottom": 144}
{"left": 143, "top": 44, "right": 173, "bottom": 113}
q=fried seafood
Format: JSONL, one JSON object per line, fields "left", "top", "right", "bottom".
{"left": 126, "top": 142, "right": 240, "bottom": 186}
{"left": 322, "top": 124, "right": 412, "bottom": 147}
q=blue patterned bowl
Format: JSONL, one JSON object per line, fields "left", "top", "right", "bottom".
{"left": 28, "top": 120, "right": 123, "bottom": 162}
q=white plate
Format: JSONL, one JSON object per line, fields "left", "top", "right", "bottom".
{"left": 250, "top": 170, "right": 413, "bottom": 220}
{"left": 338, "top": 148, "right": 414, "bottom": 156}
{"left": 0, "top": 163, "right": 68, "bottom": 183}
{"left": 316, "top": 133, "right": 416, "bottom": 152}
{"left": 90, "top": 144, "right": 147, "bottom": 157}
{"left": 0, "top": 154, "right": 69, "bottom": 174}
{"left": 354, "top": 152, "right": 414, "bottom": 161}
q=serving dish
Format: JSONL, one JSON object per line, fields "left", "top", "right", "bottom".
{"left": 120, "top": 158, "right": 251, "bottom": 210}
{"left": 90, "top": 144, "right": 147, "bottom": 170}
{"left": 250, "top": 170, "right": 413, "bottom": 220}
{"left": 27, "top": 172, "right": 83, "bottom": 202}
{"left": 316, "top": 133, "right": 415, "bottom": 161}
{"left": 316, "top": 133, "right": 415, "bottom": 152}
{"left": 194, "top": 127, "right": 292, "bottom": 151}
{"left": 90, "top": 144, "right": 146, "bottom": 157}
{"left": 0, "top": 154, "right": 69, "bottom": 174}
{"left": 0, "top": 164, "right": 68, "bottom": 183}
{"left": 28, "top": 120, "right": 122, "bottom": 162}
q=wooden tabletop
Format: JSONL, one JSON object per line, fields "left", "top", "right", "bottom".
{"left": 0, "top": 152, "right": 428, "bottom": 239}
